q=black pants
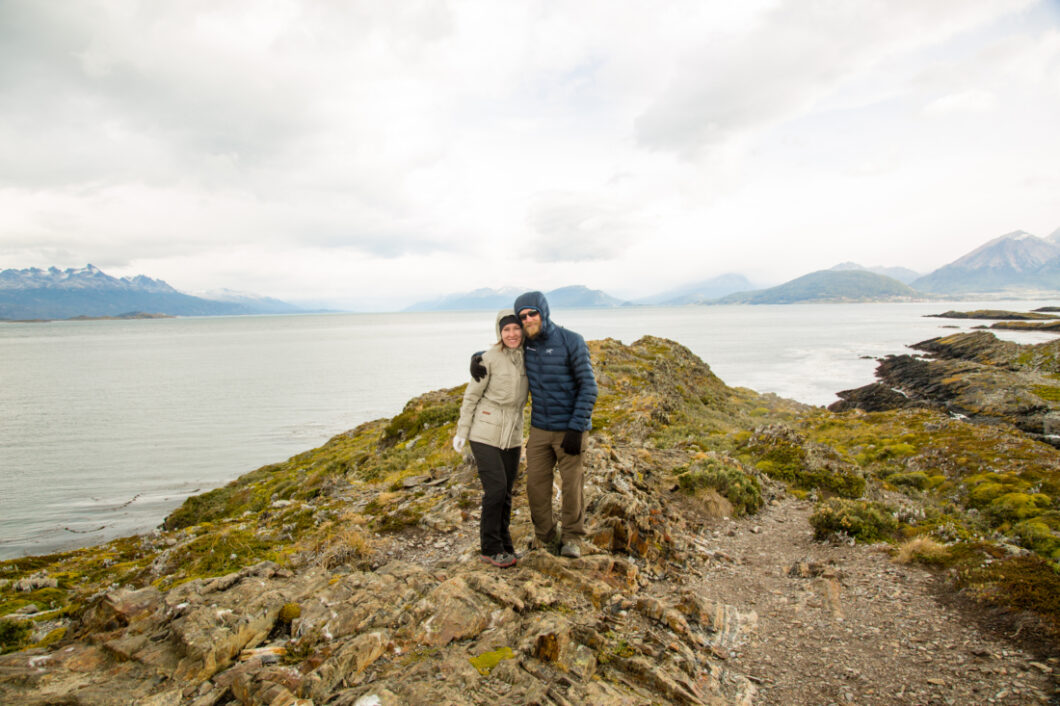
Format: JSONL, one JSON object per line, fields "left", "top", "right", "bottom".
{"left": 469, "top": 441, "right": 520, "bottom": 555}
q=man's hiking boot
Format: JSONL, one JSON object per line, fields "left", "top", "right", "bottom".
{"left": 529, "top": 536, "right": 562, "bottom": 555}
{"left": 480, "top": 552, "right": 517, "bottom": 568}
{"left": 560, "top": 541, "right": 582, "bottom": 559}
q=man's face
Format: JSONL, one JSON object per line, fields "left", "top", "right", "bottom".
{"left": 519, "top": 308, "right": 542, "bottom": 339}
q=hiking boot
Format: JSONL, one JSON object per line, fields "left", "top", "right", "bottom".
{"left": 529, "top": 536, "right": 562, "bottom": 555}
{"left": 480, "top": 552, "right": 517, "bottom": 568}
{"left": 560, "top": 541, "right": 581, "bottom": 558}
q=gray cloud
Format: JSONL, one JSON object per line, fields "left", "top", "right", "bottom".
{"left": 635, "top": 0, "right": 1035, "bottom": 156}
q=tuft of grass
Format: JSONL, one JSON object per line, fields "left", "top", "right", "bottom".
{"left": 895, "top": 536, "right": 951, "bottom": 565}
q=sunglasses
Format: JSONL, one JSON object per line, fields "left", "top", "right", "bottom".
{"left": 518, "top": 310, "right": 540, "bottom": 321}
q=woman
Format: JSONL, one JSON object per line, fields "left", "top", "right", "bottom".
{"left": 453, "top": 309, "right": 529, "bottom": 568}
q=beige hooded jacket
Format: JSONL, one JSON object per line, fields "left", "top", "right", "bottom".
{"left": 456, "top": 309, "right": 529, "bottom": 450}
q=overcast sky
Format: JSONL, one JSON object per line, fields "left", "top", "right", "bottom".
{"left": 1, "top": 1, "right": 1058, "bottom": 310}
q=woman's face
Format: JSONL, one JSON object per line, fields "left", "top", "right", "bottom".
{"left": 501, "top": 322, "right": 523, "bottom": 349}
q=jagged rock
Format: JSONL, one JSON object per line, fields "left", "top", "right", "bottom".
{"left": 420, "top": 499, "right": 464, "bottom": 532}
{"left": 831, "top": 332, "right": 1060, "bottom": 447}
{"left": 78, "top": 586, "right": 163, "bottom": 635}
{"left": 407, "top": 576, "right": 494, "bottom": 647}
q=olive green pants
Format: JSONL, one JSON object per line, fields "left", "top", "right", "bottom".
{"left": 525, "top": 427, "right": 587, "bottom": 544}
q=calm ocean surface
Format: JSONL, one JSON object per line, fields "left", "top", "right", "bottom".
{"left": 1, "top": 301, "right": 1056, "bottom": 559}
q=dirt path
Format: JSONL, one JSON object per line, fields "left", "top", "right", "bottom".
{"left": 695, "top": 497, "right": 1059, "bottom": 705}
{"left": 375, "top": 478, "right": 1059, "bottom": 705}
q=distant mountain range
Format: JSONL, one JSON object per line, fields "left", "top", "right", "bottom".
{"left": 634, "top": 273, "right": 757, "bottom": 305}
{"left": 828, "top": 262, "right": 921, "bottom": 285}
{"left": 5, "top": 226, "right": 1060, "bottom": 318}
{"left": 405, "top": 285, "right": 627, "bottom": 312}
{"left": 716, "top": 270, "right": 920, "bottom": 305}
{"left": 0, "top": 265, "right": 303, "bottom": 320}
{"left": 408, "top": 227, "right": 1060, "bottom": 309}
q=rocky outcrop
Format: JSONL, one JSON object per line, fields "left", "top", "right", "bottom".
{"left": 4, "top": 334, "right": 1056, "bottom": 704}
{"left": 0, "top": 337, "right": 777, "bottom": 705}
{"left": 0, "top": 498, "right": 759, "bottom": 705}
{"left": 926, "top": 309, "right": 1059, "bottom": 321}
{"left": 830, "top": 332, "right": 1060, "bottom": 447}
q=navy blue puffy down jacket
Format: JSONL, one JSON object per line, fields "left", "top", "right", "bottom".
{"left": 514, "top": 291, "right": 597, "bottom": 432}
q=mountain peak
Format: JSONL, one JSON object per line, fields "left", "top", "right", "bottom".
{"left": 950, "top": 231, "right": 1057, "bottom": 272}
{"left": 913, "top": 229, "right": 1060, "bottom": 293}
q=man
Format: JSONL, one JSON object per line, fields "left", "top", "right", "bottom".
{"left": 473, "top": 291, "right": 597, "bottom": 558}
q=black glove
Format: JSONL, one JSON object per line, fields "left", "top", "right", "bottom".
{"left": 561, "top": 429, "right": 583, "bottom": 456}
{"left": 470, "top": 353, "right": 486, "bottom": 382}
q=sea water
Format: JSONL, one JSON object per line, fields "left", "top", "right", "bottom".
{"left": 1, "top": 301, "right": 1056, "bottom": 558}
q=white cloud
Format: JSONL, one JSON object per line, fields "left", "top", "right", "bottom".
{"left": 923, "top": 89, "right": 997, "bottom": 116}
{"left": 0, "top": 0, "right": 1058, "bottom": 306}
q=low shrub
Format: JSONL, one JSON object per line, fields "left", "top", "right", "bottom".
{"left": 886, "top": 471, "right": 930, "bottom": 491}
{"left": 676, "top": 456, "right": 763, "bottom": 516}
{"left": 956, "top": 554, "right": 1060, "bottom": 636}
{"left": 1013, "top": 515, "right": 1060, "bottom": 560}
{"left": 0, "top": 618, "right": 33, "bottom": 654}
{"left": 810, "top": 498, "right": 899, "bottom": 542}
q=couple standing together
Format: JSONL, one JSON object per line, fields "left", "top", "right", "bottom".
{"left": 453, "top": 291, "right": 597, "bottom": 568}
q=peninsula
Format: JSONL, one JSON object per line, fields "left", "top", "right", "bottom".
{"left": 1, "top": 335, "right": 1057, "bottom": 704}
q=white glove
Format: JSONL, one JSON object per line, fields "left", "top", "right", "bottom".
{"left": 453, "top": 436, "right": 466, "bottom": 453}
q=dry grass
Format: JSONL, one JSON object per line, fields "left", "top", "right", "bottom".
{"left": 895, "top": 536, "right": 951, "bottom": 565}
{"left": 296, "top": 511, "right": 376, "bottom": 570}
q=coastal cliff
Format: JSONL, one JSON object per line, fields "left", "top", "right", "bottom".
{"left": 1, "top": 335, "right": 1058, "bottom": 704}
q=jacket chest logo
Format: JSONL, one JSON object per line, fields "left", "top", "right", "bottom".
{"left": 545, "top": 348, "right": 554, "bottom": 354}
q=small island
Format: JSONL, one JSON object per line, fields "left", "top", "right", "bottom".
{"left": 1, "top": 312, "right": 174, "bottom": 323}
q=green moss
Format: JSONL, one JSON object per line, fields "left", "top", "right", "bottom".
{"left": 1031, "top": 384, "right": 1060, "bottom": 402}
{"left": 469, "top": 646, "right": 515, "bottom": 675}
{"left": 34, "top": 626, "right": 67, "bottom": 649}
{"left": 856, "top": 442, "right": 917, "bottom": 465}
{"left": 382, "top": 398, "right": 461, "bottom": 446}
{"left": 0, "top": 618, "right": 32, "bottom": 654}
{"left": 988, "top": 492, "right": 1052, "bottom": 523}
{"left": 154, "top": 528, "right": 278, "bottom": 589}
{"left": 810, "top": 498, "right": 899, "bottom": 542}
{"left": 278, "top": 602, "right": 302, "bottom": 623}
{"left": 1013, "top": 518, "right": 1060, "bottom": 559}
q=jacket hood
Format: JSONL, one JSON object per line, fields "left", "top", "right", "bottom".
{"left": 513, "top": 291, "right": 552, "bottom": 336}
{"left": 494, "top": 308, "right": 518, "bottom": 340}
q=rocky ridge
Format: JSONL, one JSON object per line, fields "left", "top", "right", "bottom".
{"left": 830, "top": 331, "right": 1060, "bottom": 447}
{"left": 1, "top": 335, "right": 1059, "bottom": 704}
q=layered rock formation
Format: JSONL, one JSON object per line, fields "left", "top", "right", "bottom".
{"left": 0, "top": 337, "right": 791, "bottom": 705}
{"left": 2, "top": 334, "right": 1058, "bottom": 704}
{"left": 830, "top": 331, "right": 1060, "bottom": 447}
